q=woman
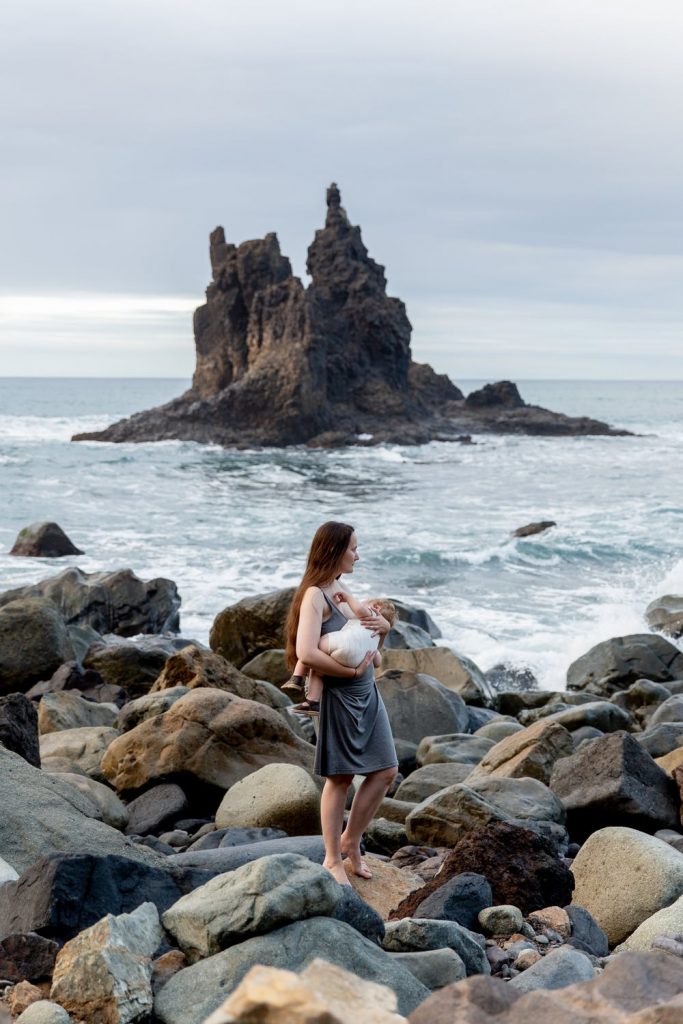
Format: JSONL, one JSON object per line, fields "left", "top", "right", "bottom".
{"left": 285, "top": 521, "right": 398, "bottom": 886}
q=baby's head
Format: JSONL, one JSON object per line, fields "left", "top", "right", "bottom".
{"left": 368, "top": 598, "right": 397, "bottom": 627}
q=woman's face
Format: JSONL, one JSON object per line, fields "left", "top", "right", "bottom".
{"left": 339, "top": 532, "right": 359, "bottom": 575}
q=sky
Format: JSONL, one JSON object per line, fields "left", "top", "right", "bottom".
{"left": 1, "top": 0, "right": 682, "bottom": 380}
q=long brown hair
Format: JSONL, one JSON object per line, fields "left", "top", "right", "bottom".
{"left": 285, "top": 521, "right": 355, "bottom": 669}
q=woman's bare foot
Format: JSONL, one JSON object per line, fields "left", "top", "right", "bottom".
{"left": 340, "top": 836, "right": 373, "bottom": 879}
{"left": 323, "top": 859, "right": 351, "bottom": 886}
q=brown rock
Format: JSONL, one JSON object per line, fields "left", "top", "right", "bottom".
{"left": 6, "top": 982, "right": 44, "bottom": 1017}
{"left": 347, "top": 856, "right": 424, "bottom": 921}
{"left": 101, "top": 688, "right": 314, "bottom": 795}
{"left": 151, "top": 949, "right": 187, "bottom": 996}
{"left": 467, "top": 719, "right": 574, "bottom": 785}
{"left": 151, "top": 644, "right": 286, "bottom": 709}
{"left": 0, "top": 934, "right": 59, "bottom": 984}
{"left": 208, "top": 590, "right": 294, "bottom": 667}
{"left": 512, "top": 521, "right": 556, "bottom": 538}
{"left": 527, "top": 906, "right": 571, "bottom": 939}
{"left": 408, "top": 974, "right": 521, "bottom": 1024}
{"left": 379, "top": 648, "right": 491, "bottom": 705}
{"left": 9, "top": 522, "right": 83, "bottom": 558}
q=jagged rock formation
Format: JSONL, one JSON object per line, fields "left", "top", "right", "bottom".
{"left": 73, "top": 185, "right": 626, "bottom": 447}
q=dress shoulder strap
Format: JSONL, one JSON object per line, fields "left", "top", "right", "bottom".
{"left": 318, "top": 587, "right": 337, "bottom": 611}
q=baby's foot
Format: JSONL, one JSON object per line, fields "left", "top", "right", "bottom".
{"left": 323, "top": 859, "right": 351, "bottom": 886}
{"left": 340, "top": 836, "right": 373, "bottom": 878}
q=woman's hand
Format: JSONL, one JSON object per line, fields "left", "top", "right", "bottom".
{"left": 359, "top": 610, "right": 390, "bottom": 638}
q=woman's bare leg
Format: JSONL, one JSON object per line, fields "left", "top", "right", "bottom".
{"left": 321, "top": 774, "right": 354, "bottom": 885}
{"left": 341, "top": 766, "right": 398, "bottom": 878}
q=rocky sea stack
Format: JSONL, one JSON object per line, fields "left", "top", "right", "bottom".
{"left": 73, "top": 185, "right": 627, "bottom": 448}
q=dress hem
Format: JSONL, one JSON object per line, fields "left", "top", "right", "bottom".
{"left": 314, "top": 759, "right": 398, "bottom": 779}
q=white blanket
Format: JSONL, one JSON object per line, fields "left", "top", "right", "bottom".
{"left": 325, "top": 618, "right": 379, "bottom": 667}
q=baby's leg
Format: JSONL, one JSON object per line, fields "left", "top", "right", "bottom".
{"left": 307, "top": 670, "right": 324, "bottom": 702}
{"left": 293, "top": 658, "right": 307, "bottom": 677}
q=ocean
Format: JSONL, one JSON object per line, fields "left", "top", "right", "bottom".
{"left": 1, "top": 377, "right": 682, "bottom": 692}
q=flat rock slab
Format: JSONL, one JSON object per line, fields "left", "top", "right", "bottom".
{"left": 346, "top": 856, "right": 424, "bottom": 920}
{"left": 382, "top": 917, "right": 489, "bottom": 977}
{"left": 154, "top": 917, "right": 429, "bottom": 1023}
{"left": 168, "top": 836, "right": 326, "bottom": 874}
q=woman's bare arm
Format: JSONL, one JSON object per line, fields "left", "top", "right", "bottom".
{"left": 296, "top": 588, "right": 373, "bottom": 677}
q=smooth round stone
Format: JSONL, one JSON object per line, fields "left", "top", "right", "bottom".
{"left": 478, "top": 905, "right": 524, "bottom": 938}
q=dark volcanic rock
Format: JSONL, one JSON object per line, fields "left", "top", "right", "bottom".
{"left": 71, "top": 185, "right": 625, "bottom": 449}
{"left": 466, "top": 381, "right": 525, "bottom": 409}
{"left": 391, "top": 822, "right": 574, "bottom": 919}
{"left": 413, "top": 872, "right": 492, "bottom": 930}
{"left": 567, "top": 633, "right": 683, "bottom": 698}
{"left": 0, "top": 853, "right": 200, "bottom": 943}
{"left": 0, "top": 933, "right": 59, "bottom": 982}
{"left": 565, "top": 904, "right": 609, "bottom": 957}
{"left": 83, "top": 636, "right": 183, "bottom": 696}
{"left": 10, "top": 521, "right": 84, "bottom": 558}
{"left": 209, "top": 587, "right": 294, "bottom": 666}
{"left": 25, "top": 661, "right": 106, "bottom": 701}
{"left": 0, "top": 693, "right": 40, "bottom": 766}
{"left": 513, "top": 520, "right": 557, "bottom": 538}
{"left": 0, "top": 567, "right": 180, "bottom": 637}
{"left": 549, "top": 731, "right": 679, "bottom": 840}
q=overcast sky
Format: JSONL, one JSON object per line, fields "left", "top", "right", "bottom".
{"left": 1, "top": 0, "right": 682, "bottom": 380}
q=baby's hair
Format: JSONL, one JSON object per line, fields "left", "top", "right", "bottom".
{"left": 369, "top": 598, "right": 397, "bottom": 627}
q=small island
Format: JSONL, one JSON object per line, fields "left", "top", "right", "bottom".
{"left": 73, "top": 185, "right": 628, "bottom": 448}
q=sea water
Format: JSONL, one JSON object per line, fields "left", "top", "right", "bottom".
{"left": 1, "top": 377, "right": 682, "bottom": 691}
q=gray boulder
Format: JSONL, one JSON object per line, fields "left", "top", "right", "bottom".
{"left": 567, "top": 633, "right": 683, "bottom": 697}
{"left": 519, "top": 700, "right": 634, "bottom": 734}
{"left": 395, "top": 763, "right": 473, "bottom": 802}
{"left": 168, "top": 836, "right": 326, "bottom": 874}
{"left": 9, "top": 521, "right": 83, "bottom": 558}
{"left": 378, "top": 671, "right": 469, "bottom": 745}
{"left": 389, "top": 947, "right": 466, "bottom": 990}
{"left": 154, "top": 917, "right": 429, "bottom": 1022}
{"left": 116, "top": 687, "right": 190, "bottom": 732}
{"left": 382, "top": 917, "right": 489, "bottom": 976}
{"left": 646, "top": 594, "right": 683, "bottom": 638}
{"left": 637, "top": 722, "right": 683, "bottom": 757}
{"left": 38, "top": 691, "right": 118, "bottom": 734}
{"left": 649, "top": 694, "right": 683, "bottom": 726}
{"left": 83, "top": 636, "right": 182, "bottom": 697}
{"left": 466, "top": 775, "right": 566, "bottom": 825}
{"left": 390, "top": 600, "right": 442, "bottom": 639}
{"left": 549, "top": 731, "right": 679, "bottom": 839}
{"left": 384, "top": 621, "right": 435, "bottom": 650}
{"left": 15, "top": 1003, "right": 72, "bottom": 1024}
{"left": 0, "top": 598, "right": 73, "bottom": 695}
{"left": 416, "top": 734, "right": 495, "bottom": 767}
{"left": 508, "top": 943, "right": 595, "bottom": 993}
{"left": 565, "top": 904, "right": 609, "bottom": 957}
{"left": 125, "top": 784, "right": 189, "bottom": 836}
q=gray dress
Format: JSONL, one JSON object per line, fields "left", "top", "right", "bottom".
{"left": 314, "top": 591, "right": 398, "bottom": 777}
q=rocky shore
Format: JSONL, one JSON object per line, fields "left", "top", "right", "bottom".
{"left": 1, "top": 568, "right": 683, "bottom": 1022}
{"left": 72, "top": 186, "right": 628, "bottom": 449}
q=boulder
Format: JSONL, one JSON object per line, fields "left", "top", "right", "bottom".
{"left": 567, "top": 634, "right": 683, "bottom": 698}
{"left": 168, "top": 836, "right": 326, "bottom": 874}
{"left": 0, "top": 693, "right": 40, "bottom": 766}
{"left": 394, "top": 822, "right": 574, "bottom": 918}
{"left": 637, "top": 722, "right": 683, "bottom": 758}
{"left": 394, "top": 763, "right": 473, "bottom": 802}
{"left": 466, "top": 776, "right": 566, "bottom": 826}
{"left": 9, "top": 522, "right": 83, "bottom": 558}
{"left": 475, "top": 720, "right": 524, "bottom": 743}
{"left": 379, "top": 648, "right": 491, "bottom": 705}
{"left": 101, "top": 688, "right": 314, "bottom": 796}
{"left": 519, "top": 700, "right": 634, "bottom": 734}
{"left": 615, "top": 892, "right": 683, "bottom": 951}
{"left": 390, "top": 601, "right": 442, "bottom": 639}
{"left": 612, "top": 679, "right": 673, "bottom": 726}
{"left": 239, "top": 649, "right": 289, "bottom": 686}
{"left": 467, "top": 380, "right": 524, "bottom": 408}
{"left": 384, "top": 622, "right": 435, "bottom": 650}
{"left": 382, "top": 917, "right": 489, "bottom": 977}
{"left": 564, "top": 904, "right": 609, "bottom": 956}
{"left": 39, "top": 725, "right": 119, "bottom": 782}
{"left": 215, "top": 763, "right": 320, "bottom": 834}
{"left": 645, "top": 594, "right": 683, "bottom": 638}
{"left": 82, "top": 636, "right": 180, "bottom": 697}
{"left": 150, "top": 644, "right": 287, "bottom": 710}
{"left": 25, "top": 659, "right": 105, "bottom": 701}
{"left": 527, "top": 906, "right": 571, "bottom": 939}
{"left": 407, "top": 974, "right": 520, "bottom": 1024}
{"left": 15, "top": 1002, "right": 72, "bottom": 1024}
{"left": 512, "top": 520, "right": 555, "bottom": 537}
{"left": 478, "top": 905, "right": 524, "bottom": 938}
{"left": 412, "top": 873, "right": 492, "bottom": 930}
{"left": 6, "top": 987, "right": 43, "bottom": 1018}
{"left": 366, "top": 818, "right": 409, "bottom": 856}
{"left": 571, "top": 826, "right": 683, "bottom": 945}
{"left": 467, "top": 719, "right": 574, "bottom": 785}
{"left": 50, "top": 902, "right": 162, "bottom": 1023}
{"left": 416, "top": 734, "right": 494, "bottom": 767}
{"left": 116, "top": 687, "right": 190, "bottom": 732}
{"left": 0, "top": 598, "right": 73, "bottom": 695}
{"left": 201, "top": 958, "right": 408, "bottom": 1024}
{"left": 38, "top": 691, "right": 118, "bottom": 734}
{"left": 125, "top": 783, "right": 189, "bottom": 836}
{"left": 209, "top": 588, "right": 294, "bottom": 667}
{"left": 405, "top": 783, "right": 513, "bottom": 847}
{"left": 54, "top": 773, "right": 128, "bottom": 830}
{"left": 154, "top": 918, "right": 430, "bottom": 1022}
{"left": 508, "top": 944, "right": 595, "bottom": 993}
{"left": 162, "top": 853, "right": 342, "bottom": 961}
{"left": 0, "top": 567, "right": 180, "bottom": 636}
{"left": 389, "top": 948, "right": 465, "bottom": 990}
{"left": 0, "top": 933, "right": 59, "bottom": 983}
{"left": 0, "top": 747, "right": 160, "bottom": 876}
{"left": 650, "top": 695, "right": 683, "bottom": 726}
{"left": 549, "top": 732, "right": 679, "bottom": 839}
{"left": 331, "top": 885, "right": 386, "bottom": 944}
{"left": 345, "top": 857, "right": 425, "bottom": 921}
{"left": 377, "top": 671, "right": 469, "bottom": 745}
{"left": 0, "top": 852, "right": 195, "bottom": 943}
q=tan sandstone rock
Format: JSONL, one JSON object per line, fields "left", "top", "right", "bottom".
{"left": 6, "top": 982, "right": 44, "bottom": 1017}
{"left": 347, "top": 855, "right": 424, "bottom": 920}
{"left": 215, "top": 763, "right": 321, "bottom": 834}
{"left": 150, "top": 645, "right": 288, "bottom": 710}
{"left": 101, "top": 689, "right": 314, "bottom": 793}
{"left": 40, "top": 726, "right": 119, "bottom": 782}
{"left": 38, "top": 691, "right": 118, "bottom": 734}
{"left": 379, "top": 648, "right": 489, "bottom": 704}
{"left": 202, "top": 958, "right": 408, "bottom": 1024}
{"left": 656, "top": 747, "right": 683, "bottom": 776}
{"left": 467, "top": 719, "right": 574, "bottom": 785}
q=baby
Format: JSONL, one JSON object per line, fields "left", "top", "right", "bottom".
{"left": 293, "top": 596, "right": 397, "bottom": 715}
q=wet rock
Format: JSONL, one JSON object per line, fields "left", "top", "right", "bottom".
{"left": 155, "top": 917, "right": 429, "bottom": 1022}
{"left": 163, "top": 853, "right": 343, "bottom": 961}
{"left": 83, "top": 636, "right": 179, "bottom": 697}
{"left": 467, "top": 719, "right": 574, "bottom": 785}
{"left": 101, "top": 688, "right": 313, "bottom": 797}
{"left": 416, "top": 734, "right": 494, "bottom": 767}
{"left": 646, "top": 594, "right": 683, "bottom": 638}
{"left": 38, "top": 690, "right": 118, "bottom": 734}
{"left": 509, "top": 944, "right": 595, "bottom": 993}
{"left": 379, "top": 649, "right": 491, "bottom": 705}
{"left": 0, "top": 693, "right": 40, "bottom": 766}
{"left": 331, "top": 885, "right": 386, "bottom": 944}
{"left": 548, "top": 732, "right": 679, "bottom": 839}
{"left": 0, "top": 599, "right": 73, "bottom": 695}
{"left": 520, "top": 699, "right": 634, "bottom": 734}
{"left": 571, "top": 826, "right": 683, "bottom": 945}
{"left": 125, "top": 783, "right": 189, "bottom": 836}
{"left": 467, "top": 381, "right": 525, "bottom": 409}
{"left": 50, "top": 902, "right": 162, "bottom": 1023}
{"left": 478, "top": 906, "right": 524, "bottom": 938}
{"left": 9, "top": 522, "right": 83, "bottom": 558}
{"left": 40, "top": 725, "right": 119, "bottom": 782}
{"left": 394, "top": 763, "right": 473, "bottom": 802}
{"left": 390, "top": 601, "right": 442, "bottom": 640}
{"left": 209, "top": 589, "right": 294, "bottom": 667}
{"left": 384, "top": 622, "right": 435, "bottom": 650}
{"left": 512, "top": 520, "right": 556, "bottom": 538}
{"left": 412, "top": 873, "right": 492, "bottom": 930}
{"left": 0, "top": 933, "right": 59, "bottom": 983}
{"left": 150, "top": 644, "right": 288, "bottom": 711}
{"left": 567, "top": 634, "right": 683, "bottom": 698}
{"left": 382, "top": 918, "right": 489, "bottom": 977}
{"left": 377, "top": 671, "right": 469, "bottom": 745}
{"left": 0, "top": 567, "right": 180, "bottom": 637}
